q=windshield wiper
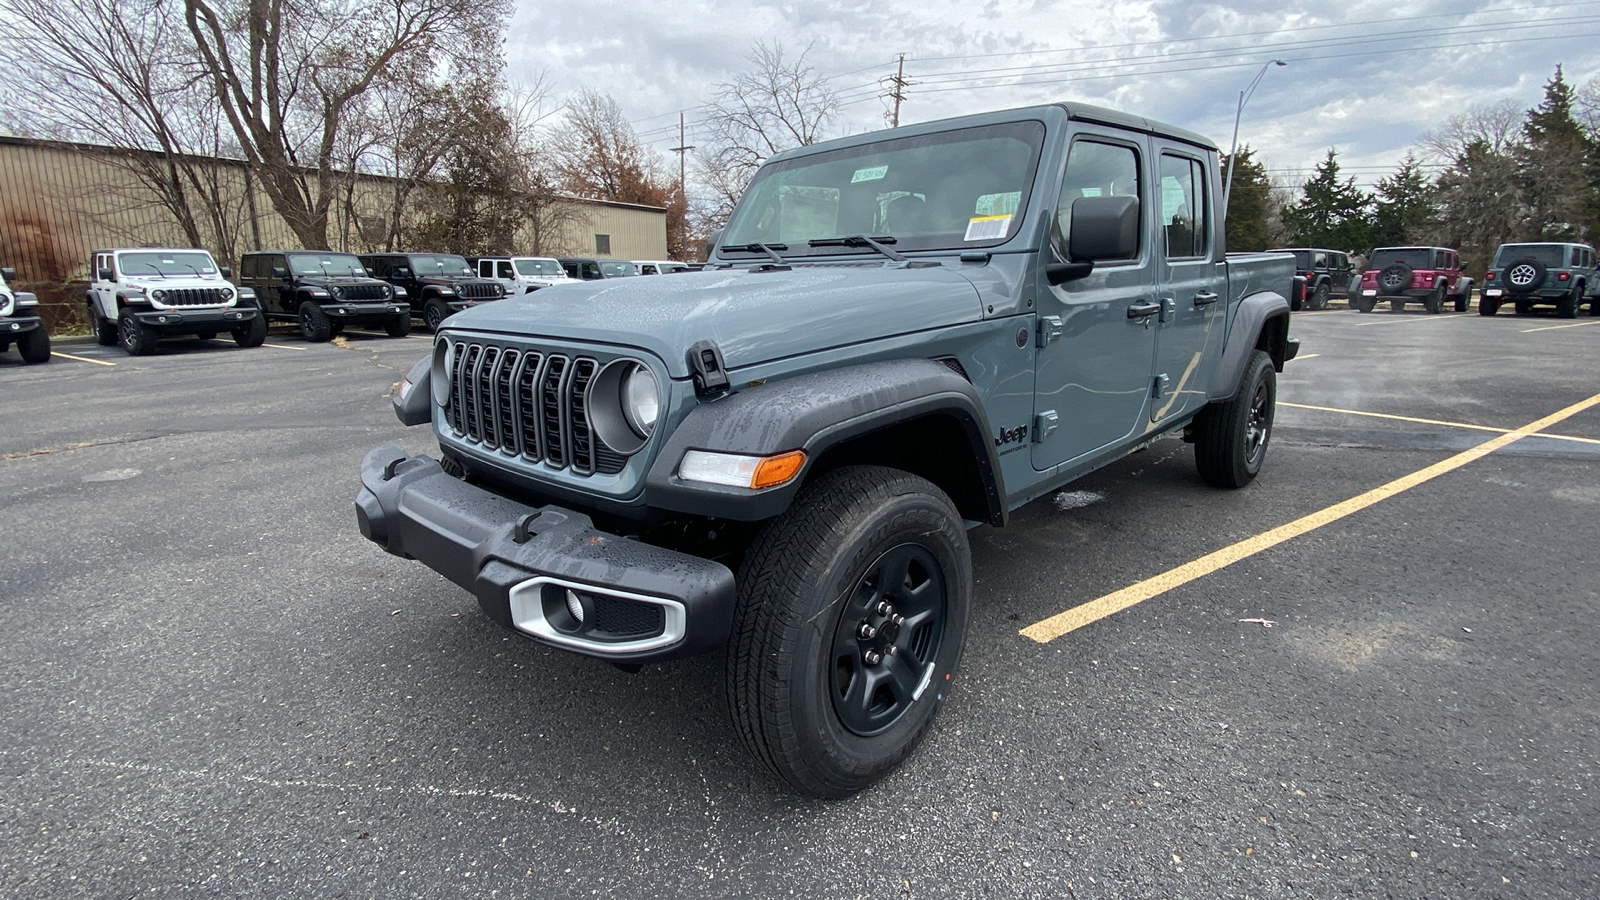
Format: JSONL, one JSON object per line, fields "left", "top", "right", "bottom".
{"left": 728, "top": 242, "right": 789, "bottom": 265}
{"left": 807, "top": 235, "right": 906, "bottom": 262}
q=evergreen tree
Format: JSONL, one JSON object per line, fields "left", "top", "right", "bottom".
{"left": 1282, "top": 149, "right": 1374, "bottom": 252}
{"left": 1516, "top": 65, "right": 1593, "bottom": 240}
{"left": 1222, "top": 145, "right": 1272, "bottom": 251}
{"left": 1371, "top": 154, "right": 1437, "bottom": 247}
{"left": 1435, "top": 139, "right": 1523, "bottom": 275}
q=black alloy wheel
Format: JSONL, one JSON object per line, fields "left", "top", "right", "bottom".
{"left": 1310, "top": 283, "right": 1330, "bottom": 310}
{"left": 299, "top": 302, "right": 332, "bottom": 341}
{"left": 1378, "top": 262, "right": 1413, "bottom": 294}
{"left": 423, "top": 298, "right": 450, "bottom": 332}
{"left": 1194, "top": 349, "right": 1276, "bottom": 488}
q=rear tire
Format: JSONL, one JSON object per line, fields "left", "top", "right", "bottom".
{"left": 1557, "top": 286, "right": 1579, "bottom": 319}
{"left": 1479, "top": 296, "right": 1500, "bottom": 316}
{"left": 1424, "top": 285, "right": 1444, "bottom": 314}
{"left": 1194, "top": 349, "right": 1275, "bottom": 489}
{"left": 1353, "top": 296, "right": 1375, "bottom": 313}
{"left": 299, "top": 302, "right": 332, "bottom": 341}
{"left": 91, "top": 303, "right": 117, "bottom": 346}
{"left": 1310, "top": 283, "right": 1329, "bottom": 310}
{"left": 727, "top": 466, "right": 971, "bottom": 798}
{"left": 1390, "top": 296, "right": 1406, "bottom": 313}
{"left": 1514, "top": 297, "right": 1533, "bottom": 316}
{"left": 17, "top": 326, "right": 50, "bottom": 364}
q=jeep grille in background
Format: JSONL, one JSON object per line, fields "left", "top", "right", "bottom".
{"left": 159, "top": 287, "right": 228, "bottom": 307}
{"left": 457, "top": 282, "right": 501, "bottom": 300}
{"left": 445, "top": 341, "right": 626, "bottom": 476}
{"left": 342, "top": 284, "right": 389, "bottom": 301}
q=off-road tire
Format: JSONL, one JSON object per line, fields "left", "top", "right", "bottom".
{"left": 1310, "top": 283, "right": 1329, "bottom": 310}
{"left": 1556, "top": 285, "right": 1580, "bottom": 319}
{"left": 232, "top": 312, "right": 267, "bottom": 347}
{"left": 1589, "top": 293, "right": 1600, "bottom": 317}
{"left": 17, "top": 326, "right": 50, "bottom": 364}
{"left": 91, "top": 303, "right": 117, "bottom": 346}
{"left": 423, "top": 298, "right": 451, "bottom": 332}
{"left": 117, "top": 309, "right": 157, "bottom": 356}
{"left": 1194, "top": 349, "right": 1275, "bottom": 489}
{"left": 385, "top": 312, "right": 412, "bottom": 337}
{"left": 1353, "top": 295, "right": 1376, "bottom": 313}
{"left": 1390, "top": 296, "right": 1407, "bottom": 313}
{"left": 1479, "top": 296, "right": 1500, "bottom": 316}
{"left": 299, "top": 302, "right": 333, "bottom": 342}
{"left": 1454, "top": 292, "right": 1469, "bottom": 313}
{"left": 1377, "top": 262, "right": 1413, "bottom": 295}
{"left": 727, "top": 465, "right": 972, "bottom": 798}
{"left": 1423, "top": 284, "right": 1444, "bottom": 314}
{"left": 1514, "top": 297, "right": 1534, "bottom": 316}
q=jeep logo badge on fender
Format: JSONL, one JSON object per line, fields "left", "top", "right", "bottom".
{"left": 995, "top": 424, "right": 1028, "bottom": 446}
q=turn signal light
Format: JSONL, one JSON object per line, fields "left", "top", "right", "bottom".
{"left": 752, "top": 451, "right": 807, "bottom": 489}
{"left": 679, "top": 449, "right": 808, "bottom": 489}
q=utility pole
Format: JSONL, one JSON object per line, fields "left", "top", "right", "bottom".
{"left": 884, "top": 54, "right": 910, "bottom": 128}
{"left": 668, "top": 112, "right": 695, "bottom": 259}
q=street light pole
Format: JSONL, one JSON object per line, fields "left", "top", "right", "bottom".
{"left": 1222, "top": 59, "right": 1287, "bottom": 215}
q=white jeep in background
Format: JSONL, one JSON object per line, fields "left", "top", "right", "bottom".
{"left": 633, "top": 259, "right": 692, "bottom": 275}
{"left": 1, "top": 265, "right": 50, "bottom": 364}
{"left": 87, "top": 248, "right": 264, "bottom": 355}
{"left": 471, "top": 256, "right": 573, "bottom": 295}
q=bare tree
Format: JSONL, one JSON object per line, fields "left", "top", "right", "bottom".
{"left": 0, "top": 0, "right": 251, "bottom": 260}
{"left": 182, "top": 0, "right": 507, "bottom": 249}
{"left": 1419, "top": 100, "right": 1524, "bottom": 162}
{"left": 694, "top": 41, "right": 839, "bottom": 224}
{"left": 549, "top": 89, "right": 663, "bottom": 205}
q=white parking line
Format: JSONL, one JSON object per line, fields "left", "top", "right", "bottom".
{"left": 1355, "top": 313, "right": 1470, "bottom": 327}
{"left": 1521, "top": 319, "right": 1600, "bottom": 333}
{"left": 49, "top": 351, "right": 116, "bottom": 367}
{"left": 257, "top": 341, "right": 309, "bottom": 351}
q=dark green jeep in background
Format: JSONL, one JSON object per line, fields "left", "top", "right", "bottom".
{"left": 1480, "top": 242, "right": 1599, "bottom": 318}
{"left": 356, "top": 102, "right": 1300, "bottom": 797}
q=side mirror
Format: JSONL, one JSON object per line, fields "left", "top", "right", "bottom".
{"left": 1068, "top": 195, "right": 1140, "bottom": 262}
{"left": 220, "top": 266, "right": 232, "bottom": 280}
{"left": 394, "top": 267, "right": 411, "bottom": 277}
{"left": 704, "top": 227, "right": 724, "bottom": 258}
{"left": 0, "top": 267, "right": 13, "bottom": 284}
{"left": 272, "top": 266, "right": 288, "bottom": 279}
{"left": 98, "top": 268, "right": 114, "bottom": 281}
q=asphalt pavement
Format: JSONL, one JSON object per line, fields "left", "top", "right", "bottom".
{"left": 2, "top": 307, "right": 1597, "bottom": 898}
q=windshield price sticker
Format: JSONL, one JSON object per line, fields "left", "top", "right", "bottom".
{"left": 964, "top": 215, "right": 1012, "bottom": 241}
{"left": 850, "top": 165, "right": 888, "bottom": 183}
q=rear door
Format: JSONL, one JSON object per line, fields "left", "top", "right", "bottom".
{"left": 1032, "top": 130, "right": 1158, "bottom": 470}
{"left": 1150, "top": 144, "right": 1225, "bottom": 424}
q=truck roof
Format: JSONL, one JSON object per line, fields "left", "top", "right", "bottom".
{"left": 764, "top": 101, "right": 1217, "bottom": 166}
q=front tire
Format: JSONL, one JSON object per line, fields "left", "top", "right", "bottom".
{"left": 18, "top": 327, "right": 50, "bottom": 364}
{"left": 232, "top": 312, "right": 267, "bottom": 348}
{"left": 299, "top": 302, "right": 332, "bottom": 341}
{"left": 117, "top": 309, "right": 157, "bottom": 356}
{"left": 384, "top": 312, "right": 413, "bottom": 337}
{"left": 1194, "top": 349, "right": 1275, "bottom": 489}
{"left": 727, "top": 466, "right": 971, "bottom": 798}
{"left": 423, "top": 298, "right": 451, "bottom": 332}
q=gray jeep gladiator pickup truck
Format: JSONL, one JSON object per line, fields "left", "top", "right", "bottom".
{"left": 356, "top": 102, "right": 1299, "bottom": 797}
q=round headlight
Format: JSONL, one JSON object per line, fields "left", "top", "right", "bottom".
{"left": 431, "top": 337, "right": 454, "bottom": 407}
{"left": 622, "top": 364, "right": 659, "bottom": 438}
{"left": 152, "top": 289, "right": 166, "bottom": 301}
{"left": 329, "top": 285, "right": 343, "bottom": 299}
{"left": 221, "top": 287, "right": 234, "bottom": 300}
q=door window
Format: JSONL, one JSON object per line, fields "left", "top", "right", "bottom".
{"left": 1053, "top": 140, "right": 1141, "bottom": 263}
{"left": 1158, "top": 154, "right": 1207, "bottom": 260}
{"left": 497, "top": 261, "right": 514, "bottom": 279}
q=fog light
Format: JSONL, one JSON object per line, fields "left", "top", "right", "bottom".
{"left": 565, "top": 590, "right": 586, "bottom": 623}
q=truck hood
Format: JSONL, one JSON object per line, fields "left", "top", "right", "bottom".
{"left": 444, "top": 264, "right": 985, "bottom": 377}
{"left": 123, "top": 275, "right": 234, "bottom": 292}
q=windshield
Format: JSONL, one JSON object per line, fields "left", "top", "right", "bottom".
{"left": 1493, "top": 244, "right": 1565, "bottom": 267}
{"left": 1369, "top": 248, "right": 1433, "bottom": 270}
{"left": 287, "top": 253, "right": 366, "bottom": 277}
{"left": 599, "top": 261, "right": 636, "bottom": 277}
{"left": 720, "top": 121, "right": 1046, "bottom": 256}
{"left": 118, "top": 251, "right": 217, "bottom": 277}
{"left": 514, "top": 258, "right": 563, "bottom": 276}
{"left": 409, "top": 254, "right": 473, "bottom": 276}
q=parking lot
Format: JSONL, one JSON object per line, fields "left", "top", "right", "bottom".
{"left": 3, "top": 308, "right": 1598, "bottom": 898}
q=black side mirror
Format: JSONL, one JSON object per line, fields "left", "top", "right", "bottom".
{"left": 98, "top": 268, "right": 114, "bottom": 281}
{"left": 1068, "top": 195, "right": 1140, "bottom": 262}
{"left": 0, "top": 267, "right": 13, "bottom": 284}
{"left": 220, "top": 266, "right": 232, "bottom": 280}
{"left": 271, "top": 266, "right": 287, "bottom": 279}
{"left": 394, "top": 267, "right": 411, "bottom": 277}
{"left": 704, "top": 228, "right": 724, "bottom": 259}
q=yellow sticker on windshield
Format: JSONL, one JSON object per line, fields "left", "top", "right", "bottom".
{"left": 964, "top": 214, "right": 1012, "bottom": 242}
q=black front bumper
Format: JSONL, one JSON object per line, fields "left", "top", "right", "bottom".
{"left": 1, "top": 313, "right": 43, "bottom": 335}
{"left": 319, "top": 301, "right": 410, "bottom": 324}
{"left": 355, "top": 443, "right": 736, "bottom": 663}
{"left": 132, "top": 305, "right": 257, "bottom": 333}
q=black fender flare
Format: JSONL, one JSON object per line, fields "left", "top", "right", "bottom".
{"left": 645, "top": 358, "right": 1006, "bottom": 525}
{"left": 1209, "top": 291, "right": 1291, "bottom": 400}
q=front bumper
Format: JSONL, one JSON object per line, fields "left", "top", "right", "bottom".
{"left": 1, "top": 313, "right": 43, "bottom": 335}
{"left": 319, "top": 301, "right": 409, "bottom": 324}
{"left": 355, "top": 443, "right": 736, "bottom": 663}
{"left": 132, "top": 305, "right": 257, "bottom": 333}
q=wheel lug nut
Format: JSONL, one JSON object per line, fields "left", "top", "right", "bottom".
{"left": 875, "top": 601, "right": 893, "bottom": 616}
{"left": 863, "top": 649, "right": 883, "bottom": 665}
{"left": 858, "top": 622, "right": 877, "bottom": 639}
{"left": 892, "top": 614, "right": 906, "bottom": 627}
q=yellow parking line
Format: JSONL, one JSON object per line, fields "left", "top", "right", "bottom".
{"left": 1020, "top": 390, "right": 1600, "bottom": 643}
{"left": 1521, "top": 320, "right": 1600, "bottom": 333}
{"left": 257, "top": 341, "right": 309, "bottom": 351}
{"left": 50, "top": 351, "right": 116, "bottom": 367}
{"left": 1292, "top": 353, "right": 1320, "bottom": 360}
{"left": 1278, "top": 401, "right": 1600, "bottom": 446}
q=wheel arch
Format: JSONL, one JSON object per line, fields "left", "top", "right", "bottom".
{"left": 645, "top": 359, "right": 1007, "bottom": 527}
{"left": 1209, "top": 291, "right": 1291, "bottom": 400}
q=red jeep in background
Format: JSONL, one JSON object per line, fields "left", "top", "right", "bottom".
{"left": 1355, "top": 246, "right": 1474, "bottom": 314}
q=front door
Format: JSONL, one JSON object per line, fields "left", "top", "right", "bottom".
{"left": 1032, "top": 133, "right": 1158, "bottom": 471}
{"left": 1150, "top": 147, "right": 1224, "bottom": 424}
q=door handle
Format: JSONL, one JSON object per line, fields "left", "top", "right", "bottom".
{"left": 1127, "top": 302, "right": 1161, "bottom": 318}
{"left": 1193, "top": 291, "right": 1219, "bottom": 307}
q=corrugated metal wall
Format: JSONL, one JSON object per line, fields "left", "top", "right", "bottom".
{"left": 0, "top": 137, "right": 668, "bottom": 283}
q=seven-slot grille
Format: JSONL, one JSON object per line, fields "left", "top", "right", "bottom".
{"left": 158, "top": 287, "right": 229, "bottom": 307}
{"left": 445, "top": 341, "right": 628, "bottom": 476}
{"left": 456, "top": 281, "right": 503, "bottom": 300}
{"left": 340, "top": 284, "right": 389, "bottom": 301}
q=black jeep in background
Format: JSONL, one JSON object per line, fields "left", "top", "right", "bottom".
{"left": 240, "top": 250, "right": 412, "bottom": 341}
{"left": 359, "top": 252, "right": 506, "bottom": 332}
{"left": 1274, "top": 247, "right": 1354, "bottom": 310}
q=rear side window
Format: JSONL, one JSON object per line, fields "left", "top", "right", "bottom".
{"left": 1054, "top": 139, "right": 1142, "bottom": 263}
{"left": 1158, "top": 153, "right": 1208, "bottom": 260}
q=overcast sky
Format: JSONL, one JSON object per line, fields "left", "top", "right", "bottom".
{"left": 505, "top": 0, "right": 1599, "bottom": 194}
